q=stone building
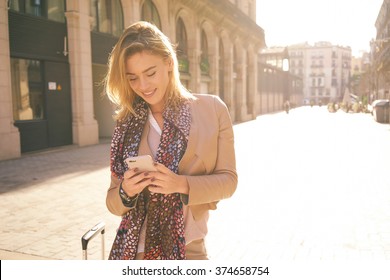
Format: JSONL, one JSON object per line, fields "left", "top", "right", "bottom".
{"left": 288, "top": 42, "right": 351, "bottom": 105}
{"left": 0, "top": 0, "right": 266, "bottom": 160}
{"left": 372, "top": 0, "right": 390, "bottom": 100}
{"left": 259, "top": 47, "right": 304, "bottom": 111}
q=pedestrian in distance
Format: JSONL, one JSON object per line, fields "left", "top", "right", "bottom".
{"left": 104, "top": 21, "right": 238, "bottom": 260}
{"left": 284, "top": 100, "right": 290, "bottom": 114}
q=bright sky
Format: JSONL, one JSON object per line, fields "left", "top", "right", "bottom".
{"left": 256, "top": 0, "right": 383, "bottom": 57}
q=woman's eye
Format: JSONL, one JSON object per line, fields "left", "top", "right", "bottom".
{"left": 147, "top": 71, "right": 156, "bottom": 77}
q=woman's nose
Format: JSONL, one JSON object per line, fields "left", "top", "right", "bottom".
{"left": 138, "top": 77, "right": 149, "bottom": 91}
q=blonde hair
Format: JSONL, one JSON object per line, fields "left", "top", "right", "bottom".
{"left": 104, "top": 21, "right": 193, "bottom": 120}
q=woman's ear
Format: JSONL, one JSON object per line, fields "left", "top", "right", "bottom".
{"left": 167, "top": 58, "right": 174, "bottom": 71}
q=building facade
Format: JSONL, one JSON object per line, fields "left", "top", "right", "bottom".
{"left": 259, "top": 47, "right": 304, "bottom": 111}
{"left": 350, "top": 53, "right": 371, "bottom": 103}
{"left": 288, "top": 42, "right": 351, "bottom": 105}
{"left": 0, "top": 0, "right": 266, "bottom": 160}
{"left": 372, "top": 0, "right": 390, "bottom": 100}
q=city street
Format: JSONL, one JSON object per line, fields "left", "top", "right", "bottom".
{"left": 1, "top": 106, "right": 390, "bottom": 260}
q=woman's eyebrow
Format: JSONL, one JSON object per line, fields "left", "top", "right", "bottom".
{"left": 127, "top": 65, "right": 157, "bottom": 75}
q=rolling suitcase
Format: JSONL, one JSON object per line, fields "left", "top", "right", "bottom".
{"left": 81, "top": 221, "right": 105, "bottom": 260}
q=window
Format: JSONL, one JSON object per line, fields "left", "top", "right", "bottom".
{"left": 246, "top": 51, "right": 252, "bottom": 114}
{"left": 200, "top": 30, "right": 209, "bottom": 75}
{"left": 91, "top": 0, "right": 124, "bottom": 37}
{"left": 47, "top": 0, "right": 65, "bottom": 22}
{"left": 141, "top": 0, "right": 161, "bottom": 30}
{"left": 176, "top": 18, "right": 189, "bottom": 73}
{"left": 176, "top": 18, "right": 188, "bottom": 57}
{"left": 219, "top": 39, "right": 225, "bottom": 98}
{"left": 11, "top": 58, "right": 44, "bottom": 121}
{"left": 10, "top": 0, "right": 66, "bottom": 23}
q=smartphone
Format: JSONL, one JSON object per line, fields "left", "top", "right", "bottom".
{"left": 124, "top": 155, "right": 157, "bottom": 172}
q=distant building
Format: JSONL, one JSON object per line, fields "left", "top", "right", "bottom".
{"left": 350, "top": 53, "right": 372, "bottom": 103}
{"left": 259, "top": 47, "right": 304, "bottom": 111}
{"left": 288, "top": 42, "right": 351, "bottom": 105}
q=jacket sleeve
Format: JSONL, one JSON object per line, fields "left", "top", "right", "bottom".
{"left": 105, "top": 120, "right": 134, "bottom": 216}
{"left": 185, "top": 96, "right": 238, "bottom": 206}
{"left": 106, "top": 175, "right": 134, "bottom": 216}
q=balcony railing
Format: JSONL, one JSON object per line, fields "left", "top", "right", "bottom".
{"left": 200, "top": 57, "right": 210, "bottom": 75}
{"left": 178, "top": 57, "right": 190, "bottom": 73}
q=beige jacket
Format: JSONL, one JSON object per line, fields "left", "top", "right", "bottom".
{"left": 106, "top": 94, "right": 238, "bottom": 221}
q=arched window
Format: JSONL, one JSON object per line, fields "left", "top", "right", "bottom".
{"left": 9, "top": 0, "right": 66, "bottom": 23}
{"left": 200, "top": 30, "right": 209, "bottom": 76}
{"left": 218, "top": 39, "right": 225, "bottom": 101}
{"left": 141, "top": 0, "right": 162, "bottom": 30}
{"left": 176, "top": 18, "right": 189, "bottom": 73}
{"left": 246, "top": 50, "right": 252, "bottom": 114}
{"left": 91, "top": 0, "right": 124, "bottom": 37}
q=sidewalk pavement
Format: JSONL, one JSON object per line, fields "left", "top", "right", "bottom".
{"left": 0, "top": 138, "right": 237, "bottom": 260}
{"left": 2, "top": 107, "right": 390, "bottom": 261}
{"left": 0, "top": 140, "right": 120, "bottom": 260}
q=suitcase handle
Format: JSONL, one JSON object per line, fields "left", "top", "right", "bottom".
{"left": 81, "top": 221, "right": 105, "bottom": 259}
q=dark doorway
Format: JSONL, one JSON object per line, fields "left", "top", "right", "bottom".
{"left": 45, "top": 61, "right": 72, "bottom": 147}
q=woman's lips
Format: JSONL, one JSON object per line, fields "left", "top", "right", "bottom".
{"left": 143, "top": 89, "right": 156, "bottom": 97}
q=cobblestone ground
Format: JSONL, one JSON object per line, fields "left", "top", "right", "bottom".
{"left": 1, "top": 106, "right": 390, "bottom": 261}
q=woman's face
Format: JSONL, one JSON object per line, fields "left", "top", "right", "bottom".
{"left": 125, "top": 51, "right": 172, "bottom": 112}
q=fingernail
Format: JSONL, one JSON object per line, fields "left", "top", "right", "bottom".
{"left": 151, "top": 177, "right": 155, "bottom": 182}
{"left": 134, "top": 168, "right": 139, "bottom": 172}
{"left": 144, "top": 172, "right": 149, "bottom": 176}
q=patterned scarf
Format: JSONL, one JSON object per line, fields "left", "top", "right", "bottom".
{"left": 108, "top": 98, "right": 191, "bottom": 260}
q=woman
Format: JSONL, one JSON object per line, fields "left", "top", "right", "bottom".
{"left": 105, "top": 21, "right": 237, "bottom": 260}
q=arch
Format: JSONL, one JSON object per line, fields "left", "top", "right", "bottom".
{"left": 90, "top": 0, "right": 124, "bottom": 37}
{"left": 200, "top": 20, "right": 214, "bottom": 77}
{"left": 200, "top": 29, "right": 209, "bottom": 76}
{"left": 176, "top": 17, "right": 189, "bottom": 75}
{"left": 233, "top": 41, "right": 245, "bottom": 121}
{"left": 218, "top": 37, "right": 225, "bottom": 102}
{"left": 140, "top": 0, "right": 162, "bottom": 30}
{"left": 176, "top": 17, "right": 188, "bottom": 58}
{"left": 217, "top": 29, "right": 232, "bottom": 106}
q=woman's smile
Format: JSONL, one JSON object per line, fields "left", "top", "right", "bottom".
{"left": 142, "top": 88, "right": 157, "bottom": 97}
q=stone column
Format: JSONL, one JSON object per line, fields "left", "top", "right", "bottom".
{"left": 187, "top": 20, "right": 200, "bottom": 93}
{"left": 65, "top": 0, "right": 98, "bottom": 146}
{"left": 224, "top": 42, "right": 235, "bottom": 121}
{"left": 209, "top": 35, "right": 218, "bottom": 95}
{"left": 248, "top": 47, "right": 257, "bottom": 118}
{"left": 0, "top": 0, "right": 21, "bottom": 160}
{"left": 234, "top": 55, "right": 245, "bottom": 122}
{"left": 122, "top": 0, "right": 138, "bottom": 26}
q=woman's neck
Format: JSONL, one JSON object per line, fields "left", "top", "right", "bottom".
{"left": 150, "top": 104, "right": 164, "bottom": 114}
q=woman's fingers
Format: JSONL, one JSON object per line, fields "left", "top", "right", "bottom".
{"left": 122, "top": 170, "right": 153, "bottom": 196}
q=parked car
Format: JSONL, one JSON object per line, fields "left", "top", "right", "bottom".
{"left": 372, "top": 99, "right": 390, "bottom": 123}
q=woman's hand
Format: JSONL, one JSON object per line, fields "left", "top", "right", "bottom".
{"left": 121, "top": 168, "right": 153, "bottom": 197}
{"left": 148, "top": 162, "right": 189, "bottom": 195}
